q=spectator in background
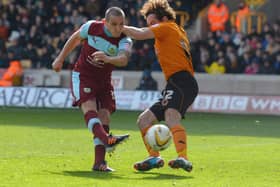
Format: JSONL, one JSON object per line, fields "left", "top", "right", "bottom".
{"left": 0, "top": 36, "right": 8, "bottom": 68}
{"left": 37, "top": 46, "right": 52, "bottom": 69}
{"left": 207, "top": 37, "right": 217, "bottom": 56}
{"left": 0, "top": 16, "right": 9, "bottom": 40}
{"left": 62, "top": 15, "right": 75, "bottom": 31}
{"left": 249, "top": 35, "right": 259, "bottom": 51}
{"left": 259, "top": 59, "right": 274, "bottom": 74}
{"left": 138, "top": 42, "right": 155, "bottom": 70}
{"left": 127, "top": 8, "right": 139, "bottom": 26}
{"left": 219, "top": 32, "right": 237, "bottom": 50}
{"left": 265, "top": 37, "right": 279, "bottom": 56}
{"left": 261, "top": 23, "right": 273, "bottom": 37}
{"left": 237, "top": 39, "right": 249, "bottom": 56}
{"left": 22, "top": 43, "right": 37, "bottom": 68}
{"left": 0, "top": 50, "right": 9, "bottom": 68}
{"left": 0, "top": 60, "right": 23, "bottom": 87}
{"left": 136, "top": 69, "right": 158, "bottom": 90}
{"left": 253, "top": 49, "right": 264, "bottom": 64}
{"left": 244, "top": 58, "right": 259, "bottom": 74}
{"left": 240, "top": 51, "right": 252, "bottom": 70}
{"left": 207, "top": 0, "right": 229, "bottom": 32}
{"left": 231, "top": 28, "right": 243, "bottom": 46}
{"left": 6, "top": 36, "right": 24, "bottom": 61}
{"left": 0, "top": 0, "right": 279, "bottom": 75}
{"left": 227, "top": 53, "right": 242, "bottom": 73}
{"left": 70, "top": 9, "right": 86, "bottom": 29}
{"left": 271, "top": 21, "right": 280, "bottom": 36}
{"left": 273, "top": 53, "right": 280, "bottom": 74}
{"left": 196, "top": 45, "right": 211, "bottom": 73}
{"left": 151, "top": 58, "right": 161, "bottom": 71}
{"left": 235, "top": 1, "right": 250, "bottom": 33}
{"left": 205, "top": 57, "right": 226, "bottom": 74}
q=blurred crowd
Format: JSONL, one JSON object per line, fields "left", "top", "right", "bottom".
{"left": 0, "top": 0, "right": 192, "bottom": 71}
{"left": 0, "top": 0, "right": 279, "bottom": 75}
{"left": 193, "top": 0, "right": 280, "bottom": 75}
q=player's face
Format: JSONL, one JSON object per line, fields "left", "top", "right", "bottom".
{"left": 146, "top": 14, "right": 160, "bottom": 26}
{"left": 105, "top": 15, "right": 125, "bottom": 37}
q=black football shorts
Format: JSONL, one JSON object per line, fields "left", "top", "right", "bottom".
{"left": 150, "top": 71, "right": 198, "bottom": 121}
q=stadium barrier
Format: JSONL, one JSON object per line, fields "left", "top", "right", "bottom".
{"left": 1, "top": 87, "right": 280, "bottom": 116}
{"left": 11, "top": 69, "right": 280, "bottom": 96}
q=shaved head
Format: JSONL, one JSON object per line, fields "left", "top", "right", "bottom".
{"left": 105, "top": 7, "right": 125, "bottom": 21}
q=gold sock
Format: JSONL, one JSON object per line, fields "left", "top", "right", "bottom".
{"left": 141, "top": 125, "right": 160, "bottom": 157}
{"left": 170, "top": 124, "right": 187, "bottom": 159}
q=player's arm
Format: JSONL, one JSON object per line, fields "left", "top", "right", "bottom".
{"left": 52, "top": 20, "right": 95, "bottom": 72}
{"left": 90, "top": 37, "right": 133, "bottom": 67}
{"left": 122, "top": 26, "right": 154, "bottom": 40}
{"left": 52, "top": 30, "right": 82, "bottom": 72}
{"left": 109, "top": 50, "right": 130, "bottom": 67}
{"left": 89, "top": 50, "right": 130, "bottom": 67}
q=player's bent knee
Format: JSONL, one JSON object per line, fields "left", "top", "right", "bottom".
{"left": 137, "top": 115, "right": 150, "bottom": 129}
{"left": 136, "top": 116, "right": 143, "bottom": 128}
{"left": 137, "top": 110, "right": 155, "bottom": 129}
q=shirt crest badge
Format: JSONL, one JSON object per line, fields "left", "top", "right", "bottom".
{"left": 84, "top": 88, "right": 91, "bottom": 93}
{"left": 108, "top": 47, "right": 117, "bottom": 56}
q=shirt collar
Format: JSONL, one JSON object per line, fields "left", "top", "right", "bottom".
{"left": 104, "top": 26, "right": 113, "bottom": 37}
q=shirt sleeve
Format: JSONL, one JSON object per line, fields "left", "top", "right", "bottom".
{"left": 79, "top": 20, "right": 95, "bottom": 39}
{"left": 149, "top": 23, "right": 171, "bottom": 39}
{"left": 118, "top": 37, "right": 133, "bottom": 54}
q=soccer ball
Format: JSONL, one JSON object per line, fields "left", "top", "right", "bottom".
{"left": 145, "top": 124, "right": 172, "bottom": 151}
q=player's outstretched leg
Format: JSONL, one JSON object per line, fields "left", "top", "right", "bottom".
{"left": 105, "top": 133, "right": 130, "bottom": 153}
{"left": 134, "top": 156, "right": 164, "bottom": 171}
{"left": 168, "top": 157, "right": 193, "bottom": 172}
{"left": 92, "top": 160, "right": 114, "bottom": 172}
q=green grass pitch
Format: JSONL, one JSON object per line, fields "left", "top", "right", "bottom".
{"left": 0, "top": 107, "right": 279, "bottom": 187}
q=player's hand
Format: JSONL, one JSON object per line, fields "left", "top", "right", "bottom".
{"left": 52, "top": 58, "right": 64, "bottom": 72}
{"left": 87, "top": 51, "right": 109, "bottom": 67}
{"left": 122, "top": 26, "right": 129, "bottom": 35}
{"left": 92, "top": 51, "right": 109, "bottom": 62}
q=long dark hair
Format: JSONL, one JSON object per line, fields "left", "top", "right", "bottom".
{"left": 140, "top": 0, "right": 176, "bottom": 21}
